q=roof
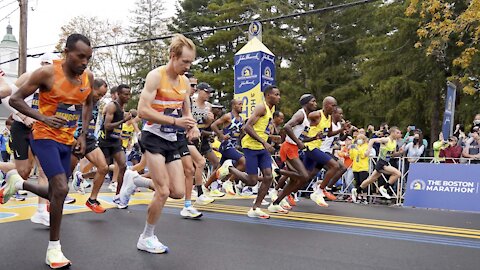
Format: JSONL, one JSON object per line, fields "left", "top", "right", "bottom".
{"left": 235, "top": 37, "right": 274, "bottom": 56}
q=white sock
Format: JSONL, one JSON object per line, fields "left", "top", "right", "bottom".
{"left": 14, "top": 179, "right": 25, "bottom": 191}
{"left": 133, "top": 176, "right": 152, "bottom": 189}
{"left": 48, "top": 240, "right": 60, "bottom": 250}
{"left": 142, "top": 222, "right": 155, "bottom": 238}
{"left": 38, "top": 203, "right": 47, "bottom": 213}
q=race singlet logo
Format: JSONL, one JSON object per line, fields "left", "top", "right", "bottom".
{"left": 31, "top": 93, "right": 40, "bottom": 110}
{"left": 160, "top": 108, "right": 182, "bottom": 134}
{"left": 55, "top": 103, "right": 81, "bottom": 128}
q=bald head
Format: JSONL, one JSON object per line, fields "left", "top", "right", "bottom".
{"left": 231, "top": 98, "right": 243, "bottom": 114}
{"left": 322, "top": 96, "right": 338, "bottom": 115}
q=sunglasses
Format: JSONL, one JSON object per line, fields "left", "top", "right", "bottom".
{"left": 190, "top": 84, "right": 197, "bottom": 88}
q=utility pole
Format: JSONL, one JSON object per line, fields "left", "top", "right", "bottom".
{"left": 18, "top": 0, "right": 28, "bottom": 76}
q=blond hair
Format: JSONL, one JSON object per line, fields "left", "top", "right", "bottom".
{"left": 170, "top": 34, "right": 196, "bottom": 57}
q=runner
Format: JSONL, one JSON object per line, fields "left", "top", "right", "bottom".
{"left": 353, "top": 126, "right": 403, "bottom": 200}
{"left": 269, "top": 94, "right": 318, "bottom": 213}
{"left": 1, "top": 34, "right": 94, "bottom": 268}
{"left": 135, "top": 34, "right": 198, "bottom": 253}
{"left": 98, "top": 84, "right": 134, "bottom": 208}
{"left": 209, "top": 98, "right": 245, "bottom": 195}
{"left": 240, "top": 85, "right": 280, "bottom": 219}
{"left": 70, "top": 78, "right": 109, "bottom": 213}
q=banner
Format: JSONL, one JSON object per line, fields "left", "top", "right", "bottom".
{"left": 442, "top": 82, "right": 456, "bottom": 139}
{"left": 234, "top": 37, "right": 275, "bottom": 119}
{"left": 404, "top": 163, "right": 480, "bottom": 212}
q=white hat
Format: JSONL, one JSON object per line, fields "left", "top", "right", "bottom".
{"left": 39, "top": 52, "right": 59, "bottom": 64}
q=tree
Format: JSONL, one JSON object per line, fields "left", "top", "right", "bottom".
{"left": 126, "top": 0, "right": 170, "bottom": 93}
{"left": 56, "top": 16, "right": 133, "bottom": 87}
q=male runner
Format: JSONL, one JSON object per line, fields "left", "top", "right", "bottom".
{"left": 209, "top": 98, "right": 245, "bottom": 195}
{"left": 98, "top": 84, "right": 133, "bottom": 208}
{"left": 2, "top": 34, "right": 94, "bottom": 268}
{"left": 353, "top": 126, "right": 403, "bottom": 199}
{"left": 268, "top": 94, "right": 318, "bottom": 213}
{"left": 136, "top": 34, "right": 198, "bottom": 253}
{"left": 70, "top": 78, "right": 109, "bottom": 213}
{"left": 240, "top": 85, "right": 280, "bottom": 219}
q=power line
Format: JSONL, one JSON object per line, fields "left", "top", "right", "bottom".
{"left": 0, "top": 0, "right": 16, "bottom": 11}
{"left": 0, "top": 6, "right": 18, "bottom": 23}
{"left": 0, "top": 0, "right": 379, "bottom": 66}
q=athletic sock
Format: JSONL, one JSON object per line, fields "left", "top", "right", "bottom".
{"left": 184, "top": 200, "right": 192, "bottom": 208}
{"left": 38, "top": 203, "right": 47, "bottom": 213}
{"left": 196, "top": 185, "right": 203, "bottom": 196}
{"left": 133, "top": 176, "right": 152, "bottom": 189}
{"left": 14, "top": 179, "right": 25, "bottom": 190}
{"left": 48, "top": 240, "right": 60, "bottom": 250}
{"left": 142, "top": 222, "right": 155, "bottom": 238}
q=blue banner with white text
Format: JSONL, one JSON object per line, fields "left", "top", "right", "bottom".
{"left": 404, "top": 163, "right": 480, "bottom": 212}
{"left": 442, "top": 83, "right": 456, "bottom": 139}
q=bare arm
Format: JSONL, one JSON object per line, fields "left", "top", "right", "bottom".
{"left": 103, "top": 102, "right": 126, "bottom": 131}
{"left": 283, "top": 110, "right": 306, "bottom": 147}
{"left": 79, "top": 72, "right": 94, "bottom": 136}
{"left": 211, "top": 113, "right": 231, "bottom": 141}
{"left": 0, "top": 76, "right": 11, "bottom": 99}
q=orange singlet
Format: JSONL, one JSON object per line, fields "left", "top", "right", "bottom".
{"left": 32, "top": 59, "right": 91, "bottom": 145}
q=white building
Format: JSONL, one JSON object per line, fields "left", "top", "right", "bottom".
{"left": 0, "top": 24, "right": 19, "bottom": 130}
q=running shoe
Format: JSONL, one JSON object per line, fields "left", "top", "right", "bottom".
{"left": 119, "top": 170, "right": 139, "bottom": 206}
{"left": 31, "top": 211, "right": 50, "bottom": 227}
{"left": 18, "top": 190, "right": 28, "bottom": 195}
{"left": 64, "top": 195, "right": 76, "bottom": 204}
{"left": 351, "top": 188, "right": 358, "bottom": 203}
{"left": 216, "top": 160, "right": 232, "bottom": 180}
{"left": 240, "top": 187, "right": 253, "bottom": 196}
{"left": 45, "top": 247, "right": 71, "bottom": 269}
{"left": 108, "top": 182, "right": 118, "bottom": 192}
{"left": 379, "top": 186, "right": 392, "bottom": 199}
{"left": 209, "top": 189, "right": 225, "bottom": 197}
{"left": 323, "top": 188, "right": 337, "bottom": 201}
{"left": 287, "top": 194, "right": 296, "bottom": 206}
{"left": 254, "top": 199, "right": 270, "bottom": 206}
{"left": 247, "top": 208, "right": 270, "bottom": 219}
{"left": 137, "top": 234, "right": 169, "bottom": 254}
{"left": 71, "top": 171, "right": 84, "bottom": 194}
{"left": 310, "top": 191, "right": 328, "bottom": 207}
{"left": 269, "top": 189, "right": 278, "bottom": 202}
{"left": 223, "top": 181, "right": 235, "bottom": 195}
{"left": 86, "top": 199, "right": 106, "bottom": 213}
{"left": 180, "top": 206, "right": 203, "bottom": 219}
{"left": 14, "top": 192, "right": 26, "bottom": 201}
{"left": 279, "top": 198, "right": 292, "bottom": 210}
{"left": 0, "top": 170, "right": 22, "bottom": 204}
{"left": 195, "top": 194, "right": 215, "bottom": 205}
{"left": 267, "top": 203, "right": 289, "bottom": 214}
{"left": 112, "top": 195, "right": 128, "bottom": 209}
{"left": 252, "top": 184, "right": 259, "bottom": 194}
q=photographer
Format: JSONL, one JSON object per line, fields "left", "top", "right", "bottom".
{"left": 463, "top": 126, "right": 480, "bottom": 164}
{"left": 439, "top": 136, "right": 462, "bottom": 163}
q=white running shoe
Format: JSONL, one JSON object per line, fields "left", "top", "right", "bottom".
{"left": 108, "top": 182, "right": 118, "bottom": 192}
{"left": 351, "top": 188, "right": 358, "bottom": 203}
{"left": 71, "top": 171, "right": 85, "bottom": 194}
{"left": 113, "top": 195, "right": 128, "bottom": 209}
{"left": 45, "top": 247, "right": 71, "bottom": 269}
{"left": 64, "top": 195, "right": 76, "bottom": 204}
{"left": 270, "top": 189, "right": 278, "bottom": 202}
{"left": 267, "top": 203, "right": 289, "bottom": 214}
{"left": 31, "top": 211, "right": 50, "bottom": 227}
{"left": 196, "top": 194, "right": 214, "bottom": 205}
{"left": 137, "top": 234, "right": 169, "bottom": 254}
{"left": 254, "top": 199, "right": 270, "bottom": 206}
{"left": 279, "top": 198, "right": 292, "bottom": 210}
{"left": 310, "top": 191, "right": 328, "bottom": 207}
{"left": 223, "top": 181, "right": 235, "bottom": 195}
{"left": 379, "top": 186, "right": 391, "bottom": 199}
{"left": 209, "top": 189, "right": 225, "bottom": 197}
{"left": 180, "top": 206, "right": 203, "bottom": 219}
{"left": 216, "top": 160, "right": 232, "bottom": 180}
{"left": 247, "top": 208, "right": 270, "bottom": 219}
{"left": 119, "top": 170, "right": 139, "bottom": 206}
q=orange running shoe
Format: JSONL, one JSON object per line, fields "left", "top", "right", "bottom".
{"left": 323, "top": 189, "right": 337, "bottom": 201}
{"left": 287, "top": 194, "right": 296, "bottom": 206}
{"left": 86, "top": 199, "right": 106, "bottom": 213}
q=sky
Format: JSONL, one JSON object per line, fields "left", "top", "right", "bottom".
{"left": 0, "top": 0, "right": 177, "bottom": 71}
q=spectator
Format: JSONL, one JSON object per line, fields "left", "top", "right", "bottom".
{"left": 439, "top": 136, "right": 462, "bottom": 163}
{"left": 433, "top": 132, "right": 449, "bottom": 163}
{"left": 349, "top": 134, "right": 370, "bottom": 203}
{"left": 338, "top": 136, "right": 354, "bottom": 192}
{"left": 473, "top": 114, "right": 480, "bottom": 128}
{"left": 404, "top": 132, "right": 425, "bottom": 163}
{"left": 0, "top": 127, "right": 9, "bottom": 162}
{"left": 453, "top": 124, "right": 467, "bottom": 146}
{"left": 366, "top": 125, "right": 375, "bottom": 138}
{"left": 463, "top": 126, "right": 480, "bottom": 164}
